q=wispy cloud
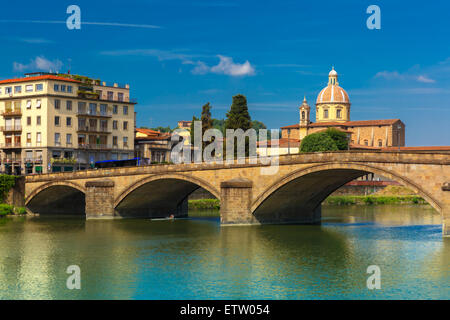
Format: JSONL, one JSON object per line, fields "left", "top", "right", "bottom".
{"left": 101, "top": 49, "right": 255, "bottom": 77}
{"left": 192, "top": 55, "right": 255, "bottom": 76}
{"left": 416, "top": 75, "right": 435, "bottom": 83}
{"left": 17, "top": 37, "right": 54, "bottom": 44}
{"left": 0, "top": 20, "right": 161, "bottom": 29}
{"left": 13, "top": 56, "right": 63, "bottom": 72}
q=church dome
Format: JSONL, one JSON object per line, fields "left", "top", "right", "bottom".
{"left": 316, "top": 67, "right": 350, "bottom": 104}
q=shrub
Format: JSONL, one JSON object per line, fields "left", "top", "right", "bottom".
{"left": 300, "top": 132, "right": 339, "bottom": 152}
{"left": 325, "top": 128, "right": 349, "bottom": 150}
{"left": 14, "top": 207, "right": 27, "bottom": 215}
{"left": 0, "top": 175, "right": 16, "bottom": 203}
{"left": 0, "top": 204, "right": 14, "bottom": 216}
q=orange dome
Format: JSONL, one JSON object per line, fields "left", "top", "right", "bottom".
{"left": 316, "top": 85, "right": 350, "bottom": 104}
{"left": 316, "top": 67, "right": 350, "bottom": 104}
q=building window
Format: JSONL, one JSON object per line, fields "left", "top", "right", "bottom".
{"left": 26, "top": 100, "right": 32, "bottom": 109}
{"left": 123, "top": 121, "right": 128, "bottom": 130}
{"left": 36, "top": 99, "right": 41, "bottom": 109}
{"left": 113, "top": 136, "right": 118, "bottom": 146}
{"left": 67, "top": 85, "right": 72, "bottom": 93}
{"left": 36, "top": 133, "right": 42, "bottom": 145}
{"left": 336, "top": 109, "right": 342, "bottom": 118}
{"left": 123, "top": 136, "right": 128, "bottom": 147}
{"left": 118, "top": 92, "right": 124, "bottom": 102}
{"left": 111, "top": 153, "right": 118, "bottom": 160}
{"left": 364, "top": 139, "right": 368, "bottom": 146}
{"left": 55, "top": 116, "right": 60, "bottom": 126}
{"left": 89, "top": 103, "right": 97, "bottom": 115}
{"left": 302, "top": 111, "right": 305, "bottom": 119}
{"left": 78, "top": 102, "right": 86, "bottom": 113}
{"left": 324, "top": 109, "right": 329, "bottom": 118}
{"left": 100, "top": 104, "right": 108, "bottom": 116}
{"left": 27, "top": 117, "right": 31, "bottom": 126}
{"left": 35, "top": 83, "right": 43, "bottom": 91}
{"left": 5, "top": 87, "right": 12, "bottom": 94}
{"left": 66, "top": 100, "right": 72, "bottom": 110}
{"left": 54, "top": 133, "right": 61, "bottom": 146}
{"left": 66, "top": 117, "right": 72, "bottom": 127}
{"left": 378, "top": 139, "right": 383, "bottom": 147}
{"left": 113, "top": 105, "right": 118, "bottom": 114}
{"left": 66, "top": 134, "right": 72, "bottom": 145}
{"left": 55, "top": 99, "right": 61, "bottom": 109}
{"left": 61, "top": 85, "right": 66, "bottom": 92}
{"left": 54, "top": 84, "right": 59, "bottom": 91}
{"left": 14, "top": 86, "right": 22, "bottom": 93}
{"left": 26, "top": 133, "right": 31, "bottom": 146}
{"left": 107, "top": 91, "right": 114, "bottom": 100}
{"left": 113, "top": 120, "right": 118, "bottom": 130}
{"left": 25, "top": 85, "right": 33, "bottom": 92}
{"left": 123, "top": 105, "right": 128, "bottom": 115}
{"left": 37, "top": 116, "right": 41, "bottom": 125}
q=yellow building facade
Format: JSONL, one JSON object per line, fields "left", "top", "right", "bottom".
{"left": 0, "top": 73, "right": 136, "bottom": 174}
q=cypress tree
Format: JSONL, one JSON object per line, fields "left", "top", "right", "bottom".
{"left": 225, "top": 94, "right": 252, "bottom": 157}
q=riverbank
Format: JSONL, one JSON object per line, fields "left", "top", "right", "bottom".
{"left": 0, "top": 204, "right": 27, "bottom": 217}
{"left": 188, "top": 193, "right": 428, "bottom": 210}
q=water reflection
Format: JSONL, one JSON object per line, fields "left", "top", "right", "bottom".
{"left": 0, "top": 205, "right": 448, "bottom": 300}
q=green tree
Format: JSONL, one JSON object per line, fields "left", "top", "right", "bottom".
{"left": 325, "top": 128, "right": 349, "bottom": 150}
{"left": 225, "top": 94, "right": 252, "bottom": 157}
{"left": 300, "top": 131, "right": 339, "bottom": 152}
{"left": 201, "top": 102, "right": 213, "bottom": 151}
{"left": 189, "top": 115, "right": 199, "bottom": 144}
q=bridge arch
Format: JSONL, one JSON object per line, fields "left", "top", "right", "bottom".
{"left": 114, "top": 173, "right": 220, "bottom": 218}
{"left": 251, "top": 162, "right": 442, "bottom": 224}
{"left": 26, "top": 181, "right": 86, "bottom": 216}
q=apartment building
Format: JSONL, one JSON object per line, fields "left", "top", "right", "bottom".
{"left": 0, "top": 72, "right": 136, "bottom": 174}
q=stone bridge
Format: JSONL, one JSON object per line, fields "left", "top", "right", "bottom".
{"left": 23, "top": 151, "right": 450, "bottom": 236}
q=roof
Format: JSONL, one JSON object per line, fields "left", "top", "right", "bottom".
{"left": 257, "top": 138, "right": 301, "bottom": 148}
{"left": 136, "top": 128, "right": 161, "bottom": 136}
{"left": 0, "top": 75, "right": 81, "bottom": 85}
{"left": 281, "top": 119, "right": 402, "bottom": 129}
{"left": 382, "top": 146, "right": 450, "bottom": 152}
{"left": 316, "top": 84, "right": 350, "bottom": 104}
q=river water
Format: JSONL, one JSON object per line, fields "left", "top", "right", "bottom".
{"left": 0, "top": 205, "right": 448, "bottom": 300}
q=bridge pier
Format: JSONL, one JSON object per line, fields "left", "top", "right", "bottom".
{"left": 220, "top": 178, "right": 258, "bottom": 226}
{"left": 85, "top": 180, "right": 115, "bottom": 219}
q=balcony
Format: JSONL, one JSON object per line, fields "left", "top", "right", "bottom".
{"left": 77, "top": 126, "right": 111, "bottom": 134}
{"left": 2, "top": 108, "right": 22, "bottom": 116}
{"left": 78, "top": 144, "right": 112, "bottom": 150}
{"left": 1, "top": 125, "right": 22, "bottom": 132}
{"left": 76, "top": 110, "right": 112, "bottom": 118}
{"left": 2, "top": 158, "right": 21, "bottom": 164}
{"left": 1, "top": 142, "right": 22, "bottom": 148}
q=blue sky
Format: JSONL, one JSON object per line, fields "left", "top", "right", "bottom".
{"left": 0, "top": 0, "right": 449, "bottom": 146}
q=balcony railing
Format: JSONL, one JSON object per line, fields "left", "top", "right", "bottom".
{"left": 1, "top": 142, "right": 22, "bottom": 148}
{"left": 78, "top": 143, "right": 112, "bottom": 150}
{"left": 2, "top": 109, "right": 22, "bottom": 116}
{"left": 77, "top": 126, "right": 111, "bottom": 133}
{"left": 1, "top": 125, "right": 22, "bottom": 132}
{"left": 76, "top": 110, "right": 112, "bottom": 117}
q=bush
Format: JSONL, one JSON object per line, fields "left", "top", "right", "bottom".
{"left": 0, "top": 204, "right": 14, "bottom": 216}
{"left": 0, "top": 175, "right": 16, "bottom": 203}
{"left": 14, "top": 207, "right": 27, "bottom": 215}
{"left": 325, "top": 128, "right": 349, "bottom": 150}
{"left": 300, "top": 132, "right": 339, "bottom": 152}
{"left": 188, "top": 199, "right": 220, "bottom": 210}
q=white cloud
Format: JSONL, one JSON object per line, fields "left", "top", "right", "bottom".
{"left": 375, "top": 70, "right": 436, "bottom": 84}
{"left": 192, "top": 55, "right": 255, "bottom": 76}
{"left": 13, "top": 56, "right": 63, "bottom": 72}
{"left": 416, "top": 75, "right": 435, "bottom": 83}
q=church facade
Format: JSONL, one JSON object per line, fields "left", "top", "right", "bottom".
{"left": 280, "top": 68, "right": 405, "bottom": 149}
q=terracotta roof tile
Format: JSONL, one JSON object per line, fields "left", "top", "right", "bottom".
{"left": 0, "top": 75, "right": 81, "bottom": 84}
